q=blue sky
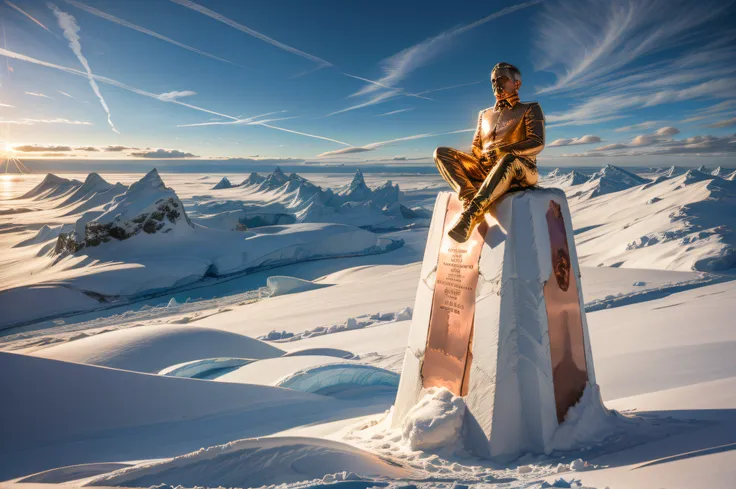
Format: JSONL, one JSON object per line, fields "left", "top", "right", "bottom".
{"left": 1, "top": 0, "right": 735, "bottom": 167}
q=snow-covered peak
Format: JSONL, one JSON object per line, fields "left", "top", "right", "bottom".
{"left": 545, "top": 169, "right": 590, "bottom": 189}
{"left": 83, "top": 173, "right": 107, "bottom": 187}
{"left": 241, "top": 172, "right": 265, "bottom": 187}
{"left": 258, "top": 167, "right": 290, "bottom": 191}
{"left": 571, "top": 164, "right": 649, "bottom": 200}
{"left": 56, "top": 173, "right": 115, "bottom": 208}
{"left": 371, "top": 180, "right": 401, "bottom": 206}
{"left": 346, "top": 169, "right": 369, "bottom": 193}
{"left": 682, "top": 168, "right": 715, "bottom": 184}
{"left": 42, "top": 174, "right": 71, "bottom": 186}
{"left": 593, "top": 164, "right": 648, "bottom": 185}
{"left": 212, "top": 177, "right": 233, "bottom": 190}
{"left": 351, "top": 169, "right": 366, "bottom": 186}
{"left": 338, "top": 169, "right": 371, "bottom": 201}
{"left": 128, "top": 168, "right": 165, "bottom": 194}
{"left": 662, "top": 166, "right": 687, "bottom": 178}
{"left": 696, "top": 165, "right": 709, "bottom": 173}
{"left": 56, "top": 170, "right": 193, "bottom": 254}
{"left": 19, "top": 173, "right": 82, "bottom": 200}
{"left": 558, "top": 170, "right": 589, "bottom": 187}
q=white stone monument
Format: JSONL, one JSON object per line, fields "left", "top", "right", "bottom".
{"left": 392, "top": 188, "right": 598, "bottom": 460}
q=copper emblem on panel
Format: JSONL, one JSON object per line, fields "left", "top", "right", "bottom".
{"left": 544, "top": 200, "right": 588, "bottom": 423}
{"left": 421, "top": 197, "right": 486, "bottom": 396}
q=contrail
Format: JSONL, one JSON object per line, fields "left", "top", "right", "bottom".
{"left": 341, "top": 72, "right": 433, "bottom": 101}
{"left": 258, "top": 123, "right": 351, "bottom": 146}
{"left": 414, "top": 80, "right": 483, "bottom": 96}
{"left": 0, "top": 47, "right": 353, "bottom": 146}
{"left": 377, "top": 108, "right": 414, "bottom": 117}
{"left": 49, "top": 3, "right": 119, "bottom": 133}
{"left": 169, "top": 0, "right": 332, "bottom": 68}
{"left": 177, "top": 110, "right": 287, "bottom": 127}
{"left": 57, "top": 90, "right": 75, "bottom": 99}
{"left": 64, "top": 0, "right": 244, "bottom": 68}
{"left": 5, "top": 1, "right": 52, "bottom": 33}
{"left": 317, "top": 128, "right": 473, "bottom": 157}
{"left": 0, "top": 46, "right": 237, "bottom": 120}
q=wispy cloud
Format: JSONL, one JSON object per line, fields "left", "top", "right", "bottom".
{"left": 157, "top": 90, "right": 196, "bottom": 101}
{"left": 56, "top": 89, "right": 76, "bottom": 99}
{"left": 536, "top": 0, "right": 736, "bottom": 128}
{"left": 5, "top": 1, "right": 52, "bottom": 33}
{"left": 654, "top": 126, "right": 680, "bottom": 137}
{"left": 377, "top": 108, "right": 414, "bottom": 117}
{"left": 533, "top": 0, "right": 730, "bottom": 94}
{"left": 13, "top": 144, "right": 73, "bottom": 152}
{"left": 352, "top": 1, "right": 544, "bottom": 99}
{"left": 589, "top": 127, "right": 681, "bottom": 151}
{"left": 103, "top": 145, "right": 135, "bottom": 152}
{"left": 49, "top": 3, "right": 119, "bottom": 134}
{"left": 330, "top": 2, "right": 541, "bottom": 117}
{"left": 681, "top": 100, "right": 736, "bottom": 123}
{"left": 706, "top": 117, "right": 736, "bottom": 129}
{"left": 64, "top": 0, "right": 243, "bottom": 67}
{"left": 0, "top": 47, "right": 349, "bottom": 146}
{"left": 545, "top": 78, "right": 736, "bottom": 127}
{"left": 316, "top": 128, "right": 473, "bottom": 157}
{"left": 24, "top": 91, "right": 52, "bottom": 98}
{"left": 614, "top": 121, "right": 661, "bottom": 132}
{"left": 601, "top": 134, "right": 736, "bottom": 156}
{"left": 0, "top": 117, "right": 91, "bottom": 125}
{"left": 130, "top": 148, "right": 196, "bottom": 158}
{"left": 548, "top": 135, "right": 602, "bottom": 147}
{"left": 169, "top": 0, "right": 331, "bottom": 68}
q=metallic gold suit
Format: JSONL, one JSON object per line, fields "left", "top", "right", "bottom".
{"left": 434, "top": 93, "right": 545, "bottom": 241}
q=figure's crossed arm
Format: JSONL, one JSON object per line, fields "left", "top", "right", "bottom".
{"left": 496, "top": 103, "right": 545, "bottom": 158}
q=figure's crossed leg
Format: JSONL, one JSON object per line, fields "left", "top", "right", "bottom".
{"left": 471, "top": 153, "right": 538, "bottom": 212}
{"left": 448, "top": 154, "right": 539, "bottom": 243}
{"left": 433, "top": 147, "right": 489, "bottom": 203}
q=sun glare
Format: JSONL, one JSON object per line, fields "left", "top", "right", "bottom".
{"left": 0, "top": 152, "right": 31, "bottom": 175}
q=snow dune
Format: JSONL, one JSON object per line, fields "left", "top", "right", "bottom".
{"left": 0, "top": 351, "right": 341, "bottom": 480}
{"left": 87, "top": 436, "right": 416, "bottom": 488}
{"left": 33, "top": 324, "right": 283, "bottom": 373}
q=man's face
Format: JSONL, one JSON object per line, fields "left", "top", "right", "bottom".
{"left": 491, "top": 70, "right": 520, "bottom": 100}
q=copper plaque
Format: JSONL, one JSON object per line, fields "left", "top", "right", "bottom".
{"left": 421, "top": 197, "right": 486, "bottom": 396}
{"left": 544, "top": 200, "right": 589, "bottom": 423}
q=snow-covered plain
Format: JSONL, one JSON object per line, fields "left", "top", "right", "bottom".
{"left": 0, "top": 164, "right": 735, "bottom": 489}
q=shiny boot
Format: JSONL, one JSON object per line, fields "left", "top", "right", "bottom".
{"left": 448, "top": 201, "right": 485, "bottom": 243}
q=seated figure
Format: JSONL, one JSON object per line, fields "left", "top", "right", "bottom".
{"left": 434, "top": 62, "right": 545, "bottom": 242}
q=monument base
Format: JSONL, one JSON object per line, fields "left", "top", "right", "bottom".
{"left": 393, "top": 188, "right": 599, "bottom": 460}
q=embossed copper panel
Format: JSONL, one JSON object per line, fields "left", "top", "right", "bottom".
{"left": 544, "top": 200, "right": 589, "bottom": 423}
{"left": 421, "top": 197, "right": 486, "bottom": 396}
